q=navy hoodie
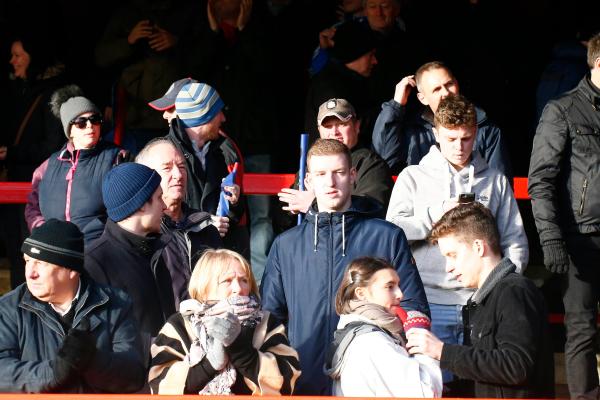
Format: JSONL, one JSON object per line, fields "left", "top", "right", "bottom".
{"left": 260, "top": 196, "right": 429, "bottom": 395}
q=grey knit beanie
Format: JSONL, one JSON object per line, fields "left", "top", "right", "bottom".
{"left": 59, "top": 96, "right": 100, "bottom": 137}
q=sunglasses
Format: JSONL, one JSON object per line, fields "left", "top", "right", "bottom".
{"left": 70, "top": 114, "right": 103, "bottom": 129}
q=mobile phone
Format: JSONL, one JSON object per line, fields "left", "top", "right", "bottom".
{"left": 458, "top": 192, "right": 476, "bottom": 203}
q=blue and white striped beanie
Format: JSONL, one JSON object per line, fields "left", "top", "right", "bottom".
{"left": 175, "top": 83, "right": 224, "bottom": 128}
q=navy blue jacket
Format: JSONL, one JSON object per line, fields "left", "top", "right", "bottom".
{"left": 0, "top": 278, "right": 145, "bottom": 393}
{"left": 37, "top": 140, "right": 125, "bottom": 243}
{"left": 260, "top": 196, "right": 428, "bottom": 395}
{"left": 372, "top": 100, "right": 511, "bottom": 177}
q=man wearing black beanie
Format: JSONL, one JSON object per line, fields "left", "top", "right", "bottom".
{"left": 0, "top": 219, "right": 145, "bottom": 393}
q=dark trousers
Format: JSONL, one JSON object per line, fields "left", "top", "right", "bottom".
{"left": 564, "top": 234, "right": 600, "bottom": 399}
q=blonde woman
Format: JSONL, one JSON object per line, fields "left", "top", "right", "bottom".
{"left": 149, "top": 249, "right": 300, "bottom": 395}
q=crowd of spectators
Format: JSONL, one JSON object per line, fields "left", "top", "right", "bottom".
{"left": 0, "top": 0, "right": 599, "bottom": 397}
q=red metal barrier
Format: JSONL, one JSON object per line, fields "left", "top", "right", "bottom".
{"left": 0, "top": 175, "right": 530, "bottom": 203}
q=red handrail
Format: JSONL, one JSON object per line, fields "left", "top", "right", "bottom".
{"left": 0, "top": 175, "right": 530, "bottom": 203}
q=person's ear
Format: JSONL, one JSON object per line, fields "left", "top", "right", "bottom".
{"left": 354, "top": 286, "right": 367, "bottom": 301}
{"left": 304, "top": 173, "right": 312, "bottom": 190}
{"left": 417, "top": 91, "right": 428, "bottom": 106}
{"left": 354, "top": 118, "right": 361, "bottom": 135}
{"left": 349, "top": 167, "right": 357, "bottom": 186}
{"left": 473, "top": 239, "right": 485, "bottom": 257}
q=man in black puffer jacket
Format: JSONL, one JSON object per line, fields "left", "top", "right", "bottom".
{"left": 528, "top": 32, "right": 600, "bottom": 400}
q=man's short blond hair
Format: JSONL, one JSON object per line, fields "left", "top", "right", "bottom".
{"left": 307, "top": 139, "right": 352, "bottom": 171}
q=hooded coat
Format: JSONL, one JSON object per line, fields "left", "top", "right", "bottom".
{"left": 386, "top": 146, "right": 528, "bottom": 306}
{"left": 260, "top": 196, "right": 429, "bottom": 395}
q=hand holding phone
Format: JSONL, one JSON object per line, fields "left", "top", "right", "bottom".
{"left": 458, "top": 192, "right": 476, "bottom": 204}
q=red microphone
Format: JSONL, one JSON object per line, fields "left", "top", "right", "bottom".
{"left": 393, "top": 306, "right": 431, "bottom": 331}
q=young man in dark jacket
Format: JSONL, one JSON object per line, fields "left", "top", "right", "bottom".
{"left": 372, "top": 61, "right": 511, "bottom": 176}
{"left": 85, "top": 163, "right": 175, "bottom": 362}
{"left": 136, "top": 137, "right": 222, "bottom": 308}
{"left": 528, "top": 32, "right": 600, "bottom": 400}
{"left": 0, "top": 219, "right": 145, "bottom": 393}
{"left": 406, "top": 202, "right": 554, "bottom": 399}
{"left": 261, "top": 139, "right": 428, "bottom": 395}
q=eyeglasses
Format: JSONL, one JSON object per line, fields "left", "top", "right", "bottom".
{"left": 70, "top": 114, "right": 102, "bottom": 129}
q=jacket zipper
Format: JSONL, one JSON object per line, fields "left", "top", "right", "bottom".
{"left": 579, "top": 178, "right": 588, "bottom": 215}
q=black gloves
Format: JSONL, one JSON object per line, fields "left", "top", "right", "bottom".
{"left": 53, "top": 318, "right": 97, "bottom": 385}
{"left": 542, "top": 240, "right": 570, "bottom": 274}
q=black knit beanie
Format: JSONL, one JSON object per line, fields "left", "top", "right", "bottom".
{"left": 21, "top": 219, "right": 84, "bottom": 273}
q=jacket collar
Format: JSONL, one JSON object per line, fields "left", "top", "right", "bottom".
{"left": 161, "top": 202, "right": 213, "bottom": 232}
{"left": 471, "top": 258, "right": 516, "bottom": 304}
{"left": 105, "top": 219, "right": 169, "bottom": 257}
{"left": 58, "top": 140, "right": 109, "bottom": 161}
{"left": 578, "top": 75, "right": 600, "bottom": 111}
{"left": 169, "top": 118, "right": 225, "bottom": 155}
{"left": 19, "top": 277, "right": 109, "bottom": 334}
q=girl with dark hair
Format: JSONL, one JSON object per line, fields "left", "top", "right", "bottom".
{"left": 325, "top": 256, "right": 442, "bottom": 397}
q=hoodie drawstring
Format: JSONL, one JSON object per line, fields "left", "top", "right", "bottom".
{"left": 342, "top": 214, "right": 346, "bottom": 257}
{"left": 313, "top": 213, "right": 318, "bottom": 252}
{"left": 467, "top": 164, "right": 475, "bottom": 193}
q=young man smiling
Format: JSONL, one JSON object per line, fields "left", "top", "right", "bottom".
{"left": 386, "top": 94, "right": 527, "bottom": 388}
{"left": 406, "top": 202, "right": 554, "bottom": 398}
{"left": 261, "top": 139, "right": 427, "bottom": 395}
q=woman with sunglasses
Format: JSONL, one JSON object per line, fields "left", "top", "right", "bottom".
{"left": 25, "top": 86, "right": 130, "bottom": 244}
{"left": 149, "top": 248, "right": 301, "bottom": 395}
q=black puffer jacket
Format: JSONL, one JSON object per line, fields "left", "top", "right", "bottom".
{"left": 528, "top": 75, "right": 600, "bottom": 244}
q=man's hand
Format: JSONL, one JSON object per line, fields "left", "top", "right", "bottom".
{"left": 223, "top": 183, "right": 240, "bottom": 205}
{"left": 278, "top": 188, "right": 315, "bottom": 214}
{"left": 0, "top": 146, "right": 7, "bottom": 161}
{"left": 406, "top": 328, "right": 444, "bottom": 360}
{"left": 542, "top": 240, "right": 570, "bottom": 274}
{"left": 236, "top": 0, "right": 252, "bottom": 31}
{"left": 211, "top": 215, "right": 230, "bottom": 237}
{"left": 393, "top": 75, "right": 416, "bottom": 106}
{"left": 127, "top": 20, "right": 153, "bottom": 45}
{"left": 148, "top": 27, "right": 178, "bottom": 52}
{"left": 319, "top": 27, "right": 336, "bottom": 49}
